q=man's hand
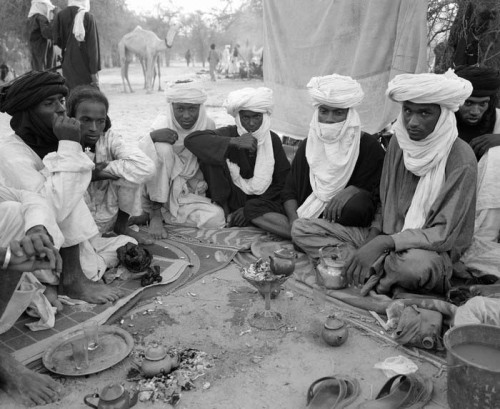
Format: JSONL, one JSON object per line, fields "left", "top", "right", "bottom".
{"left": 150, "top": 128, "right": 178, "bottom": 144}
{"left": 92, "top": 162, "right": 119, "bottom": 181}
{"left": 344, "top": 235, "right": 394, "bottom": 287}
{"left": 323, "top": 186, "right": 360, "bottom": 222}
{"left": 470, "top": 134, "right": 500, "bottom": 158}
{"left": 7, "top": 228, "right": 62, "bottom": 273}
{"left": 228, "top": 207, "right": 246, "bottom": 227}
{"left": 229, "top": 133, "right": 257, "bottom": 153}
{"left": 52, "top": 115, "right": 81, "bottom": 143}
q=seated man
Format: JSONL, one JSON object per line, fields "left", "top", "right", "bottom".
{"left": 454, "top": 66, "right": 500, "bottom": 277}
{"left": 66, "top": 85, "right": 155, "bottom": 244}
{"left": 185, "top": 87, "right": 291, "bottom": 229}
{"left": 274, "top": 74, "right": 385, "bottom": 239}
{"left": 0, "top": 186, "right": 62, "bottom": 406}
{"left": 293, "top": 71, "right": 477, "bottom": 296}
{"left": 0, "top": 71, "right": 126, "bottom": 304}
{"left": 139, "top": 82, "right": 225, "bottom": 239}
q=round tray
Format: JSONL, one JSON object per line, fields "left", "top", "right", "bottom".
{"left": 42, "top": 325, "right": 134, "bottom": 376}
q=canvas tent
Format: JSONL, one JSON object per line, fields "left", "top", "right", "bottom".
{"left": 263, "top": 0, "right": 428, "bottom": 138}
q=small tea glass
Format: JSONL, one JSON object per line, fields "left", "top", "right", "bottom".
{"left": 71, "top": 337, "right": 89, "bottom": 370}
{"left": 83, "top": 321, "right": 99, "bottom": 351}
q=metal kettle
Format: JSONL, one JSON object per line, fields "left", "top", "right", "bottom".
{"left": 84, "top": 383, "right": 138, "bottom": 409}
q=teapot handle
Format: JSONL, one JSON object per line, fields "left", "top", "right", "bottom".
{"left": 83, "top": 393, "right": 99, "bottom": 409}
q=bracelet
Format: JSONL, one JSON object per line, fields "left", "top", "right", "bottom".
{"left": 1, "top": 246, "right": 11, "bottom": 270}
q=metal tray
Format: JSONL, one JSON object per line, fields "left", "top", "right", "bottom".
{"left": 42, "top": 325, "right": 134, "bottom": 376}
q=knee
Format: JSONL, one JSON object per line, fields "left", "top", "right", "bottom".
{"left": 0, "top": 202, "right": 25, "bottom": 246}
{"left": 291, "top": 218, "right": 313, "bottom": 243}
{"left": 338, "top": 190, "right": 375, "bottom": 227}
{"left": 154, "top": 142, "right": 175, "bottom": 162}
{"left": 379, "top": 249, "right": 451, "bottom": 294}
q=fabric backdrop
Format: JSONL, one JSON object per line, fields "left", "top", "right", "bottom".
{"left": 263, "top": 0, "right": 428, "bottom": 138}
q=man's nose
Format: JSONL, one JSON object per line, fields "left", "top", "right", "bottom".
{"left": 89, "top": 120, "right": 97, "bottom": 131}
{"left": 56, "top": 101, "right": 66, "bottom": 114}
{"left": 407, "top": 114, "right": 419, "bottom": 127}
{"left": 470, "top": 104, "right": 481, "bottom": 115}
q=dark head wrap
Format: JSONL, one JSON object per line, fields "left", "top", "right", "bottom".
{"left": 454, "top": 65, "right": 500, "bottom": 97}
{"left": 0, "top": 71, "right": 68, "bottom": 159}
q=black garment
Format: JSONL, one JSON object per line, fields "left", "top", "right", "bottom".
{"left": 281, "top": 132, "right": 385, "bottom": 227}
{"left": 456, "top": 108, "right": 497, "bottom": 160}
{"left": 53, "top": 6, "right": 101, "bottom": 89}
{"left": 27, "top": 14, "right": 54, "bottom": 71}
{"left": 185, "top": 126, "right": 291, "bottom": 222}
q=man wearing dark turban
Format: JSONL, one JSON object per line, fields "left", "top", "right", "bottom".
{"left": 0, "top": 71, "right": 125, "bottom": 304}
{"left": 455, "top": 66, "right": 500, "bottom": 278}
{"left": 455, "top": 65, "right": 500, "bottom": 159}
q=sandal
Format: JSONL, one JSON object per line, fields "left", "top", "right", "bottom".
{"left": 306, "top": 376, "right": 360, "bottom": 408}
{"left": 357, "top": 373, "right": 433, "bottom": 409}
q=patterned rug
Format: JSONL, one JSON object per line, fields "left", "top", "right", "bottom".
{"left": 2, "top": 237, "right": 238, "bottom": 366}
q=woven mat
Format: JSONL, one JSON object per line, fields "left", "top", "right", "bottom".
{"left": 2, "top": 237, "right": 238, "bottom": 366}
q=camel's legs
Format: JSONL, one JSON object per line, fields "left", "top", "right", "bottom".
{"left": 156, "top": 56, "right": 162, "bottom": 91}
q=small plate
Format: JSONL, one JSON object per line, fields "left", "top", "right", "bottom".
{"left": 42, "top": 325, "right": 134, "bottom": 376}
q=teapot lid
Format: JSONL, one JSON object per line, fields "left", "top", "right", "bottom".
{"left": 144, "top": 344, "right": 168, "bottom": 361}
{"left": 324, "top": 316, "right": 345, "bottom": 330}
{"left": 100, "top": 383, "right": 125, "bottom": 401}
{"left": 273, "top": 247, "right": 295, "bottom": 259}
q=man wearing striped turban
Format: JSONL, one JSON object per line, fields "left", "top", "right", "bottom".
{"left": 53, "top": 0, "right": 101, "bottom": 90}
{"left": 185, "top": 87, "right": 290, "bottom": 230}
{"left": 281, "top": 74, "right": 384, "bottom": 239}
{"left": 138, "top": 82, "right": 225, "bottom": 238}
{"left": 455, "top": 66, "right": 500, "bottom": 278}
{"left": 294, "top": 70, "right": 477, "bottom": 297}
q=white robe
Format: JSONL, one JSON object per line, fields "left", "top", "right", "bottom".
{"left": 0, "top": 133, "right": 133, "bottom": 281}
{"left": 85, "top": 129, "right": 155, "bottom": 233}
{"left": 140, "top": 114, "right": 225, "bottom": 229}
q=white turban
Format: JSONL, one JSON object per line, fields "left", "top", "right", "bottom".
{"left": 28, "top": 0, "right": 55, "bottom": 19}
{"left": 386, "top": 69, "right": 472, "bottom": 112}
{"left": 307, "top": 74, "right": 364, "bottom": 108}
{"left": 224, "top": 87, "right": 274, "bottom": 117}
{"left": 68, "top": 0, "right": 90, "bottom": 42}
{"left": 165, "top": 83, "right": 208, "bottom": 104}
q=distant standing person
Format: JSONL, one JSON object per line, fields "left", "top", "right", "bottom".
{"left": 185, "top": 49, "right": 192, "bottom": 67}
{"left": 207, "top": 44, "right": 219, "bottom": 82}
{"left": 27, "top": 0, "right": 56, "bottom": 71}
{"left": 53, "top": 0, "right": 101, "bottom": 90}
{"left": 229, "top": 44, "right": 244, "bottom": 78}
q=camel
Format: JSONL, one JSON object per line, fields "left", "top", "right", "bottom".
{"left": 118, "top": 24, "right": 179, "bottom": 93}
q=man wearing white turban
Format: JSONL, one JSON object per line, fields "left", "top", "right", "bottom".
{"left": 53, "top": 0, "right": 101, "bottom": 90}
{"left": 138, "top": 82, "right": 225, "bottom": 239}
{"left": 185, "top": 87, "right": 290, "bottom": 229}
{"left": 275, "top": 74, "right": 385, "bottom": 239}
{"left": 27, "top": 0, "right": 56, "bottom": 71}
{"left": 293, "top": 70, "right": 477, "bottom": 297}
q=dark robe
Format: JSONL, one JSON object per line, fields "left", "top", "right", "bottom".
{"left": 281, "top": 132, "right": 385, "bottom": 227}
{"left": 53, "top": 6, "right": 101, "bottom": 90}
{"left": 27, "top": 14, "right": 54, "bottom": 71}
{"left": 185, "top": 126, "right": 291, "bottom": 222}
{"left": 456, "top": 107, "right": 497, "bottom": 160}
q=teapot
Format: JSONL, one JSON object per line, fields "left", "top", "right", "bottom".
{"left": 269, "top": 248, "right": 296, "bottom": 277}
{"left": 141, "top": 344, "right": 179, "bottom": 377}
{"left": 321, "top": 315, "right": 349, "bottom": 347}
{"left": 84, "top": 383, "right": 138, "bottom": 409}
{"left": 315, "top": 245, "right": 348, "bottom": 289}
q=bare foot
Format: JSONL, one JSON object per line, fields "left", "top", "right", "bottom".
{"left": 0, "top": 348, "right": 62, "bottom": 406}
{"left": 149, "top": 214, "right": 168, "bottom": 240}
{"left": 128, "top": 212, "right": 149, "bottom": 226}
{"left": 124, "top": 227, "right": 155, "bottom": 245}
{"left": 60, "top": 276, "right": 124, "bottom": 304}
{"left": 43, "top": 285, "right": 63, "bottom": 313}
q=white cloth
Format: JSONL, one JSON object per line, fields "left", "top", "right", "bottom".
{"left": 140, "top": 102, "right": 225, "bottom": 228}
{"left": 28, "top": 0, "right": 55, "bottom": 19}
{"left": 165, "top": 83, "right": 208, "bottom": 105}
{"left": 386, "top": 70, "right": 472, "bottom": 230}
{"left": 224, "top": 87, "right": 275, "bottom": 195}
{"left": 298, "top": 108, "right": 361, "bottom": 218}
{"left": 461, "top": 111, "right": 500, "bottom": 277}
{"left": 307, "top": 74, "right": 364, "bottom": 109}
{"left": 68, "top": 0, "right": 89, "bottom": 42}
{"left": 0, "top": 133, "right": 125, "bottom": 281}
{"left": 297, "top": 74, "right": 364, "bottom": 218}
{"left": 85, "top": 129, "right": 155, "bottom": 233}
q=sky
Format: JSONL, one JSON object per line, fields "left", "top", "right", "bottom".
{"left": 126, "top": 0, "right": 239, "bottom": 15}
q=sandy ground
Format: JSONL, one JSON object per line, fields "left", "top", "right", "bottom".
{"left": 0, "top": 63, "right": 448, "bottom": 408}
